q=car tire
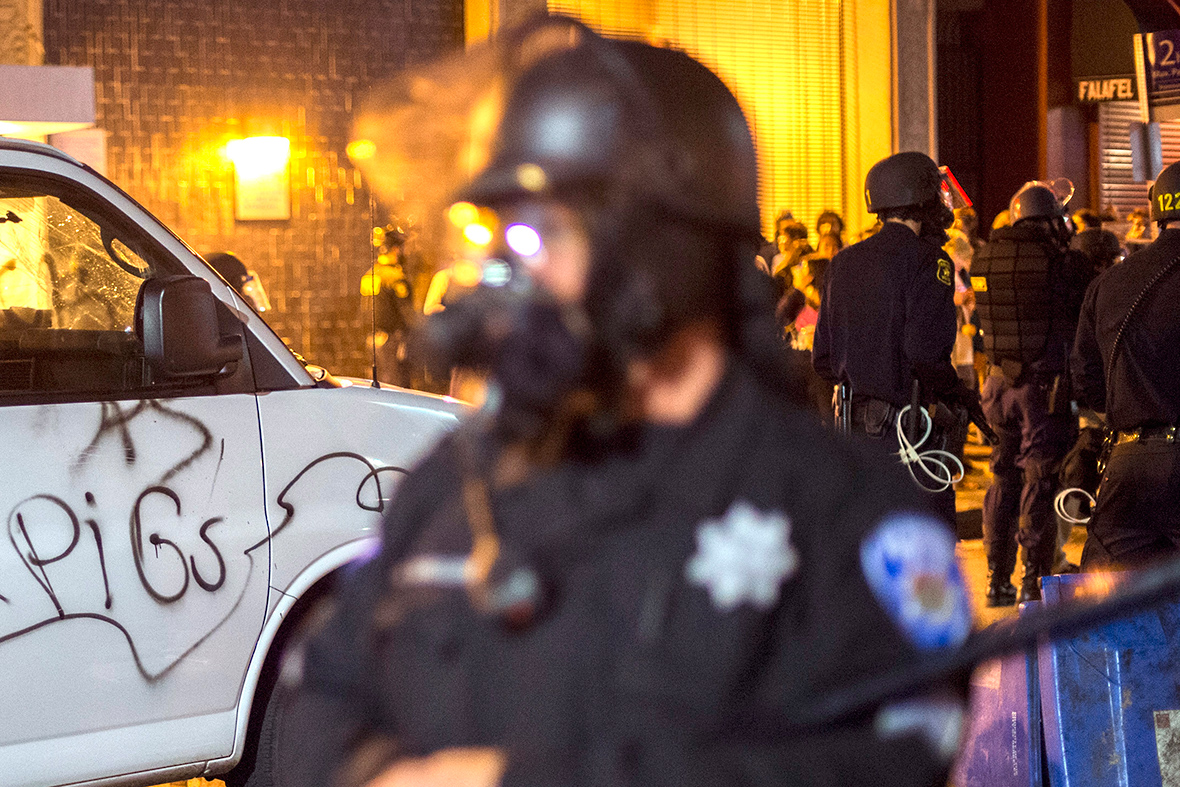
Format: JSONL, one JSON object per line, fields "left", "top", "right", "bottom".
{"left": 222, "top": 664, "right": 284, "bottom": 787}
{"left": 223, "top": 578, "right": 335, "bottom": 787}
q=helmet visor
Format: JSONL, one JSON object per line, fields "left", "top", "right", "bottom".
{"left": 1048, "top": 177, "right": 1075, "bottom": 207}
{"left": 938, "top": 166, "right": 972, "bottom": 211}
{"left": 1011, "top": 178, "right": 1076, "bottom": 211}
{"left": 447, "top": 199, "right": 593, "bottom": 305}
{"left": 241, "top": 271, "right": 271, "bottom": 313}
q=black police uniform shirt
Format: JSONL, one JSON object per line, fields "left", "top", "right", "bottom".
{"left": 1072, "top": 226, "right": 1180, "bottom": 432}
{"left": 285, "top": 363, "right": 972, "bottom": 787}
{"left": 813, "top": 221, "right": 958, "bottom": 407}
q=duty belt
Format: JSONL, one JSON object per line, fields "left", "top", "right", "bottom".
{"left": 1115, "top": 425, "right": 1179, "bottom": 445}
{"left": 849, "top": 397, "right": 901, "bottom": 438}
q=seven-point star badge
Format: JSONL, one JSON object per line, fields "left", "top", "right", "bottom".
{"left": 685, "top": 500, "right": 799, "bottom": 612}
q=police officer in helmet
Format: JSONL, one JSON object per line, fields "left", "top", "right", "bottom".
{"left": 272, "top": 18, "right": 970, "bottom": 787}
{"left": 1072, "top": 160, "right": 1180, "bottom": 569}
{"left": 205, "top": 251, "right": 271, "bottom": 313}
{"left": 814, "top": 151, "right": 987, "bottom": 527}
{"left": 972, "top": 181, "right": 1095, "bottom": 605}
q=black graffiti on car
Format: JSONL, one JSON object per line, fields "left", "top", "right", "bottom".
{"left": 84, "top": 491, "right": 113, "bottom": 609}
{"left": 244, "top": 451, "right": 408, "bottom": 554}
{"left": 11, "top": 497, "right": 81, "bottom": 619}
{"left": 130, "top": 486, "right": 227, "bottom": 603}
{"left": 0, "top": 570, "right": 255, "bottom": 684}
{"left": 0, "top": 448, "right": 406, "bottom": 681}
{"left": 208, "top": 438, "right": 226, "bottom": 501}
{"left": 0, "top": 488, "right": 243, "bottom": 681}
{"left": 8, "top": 489, "right": 229, "bottom": 612}
{"left": 73, "top": 400, "right": 214, "bottom": 485}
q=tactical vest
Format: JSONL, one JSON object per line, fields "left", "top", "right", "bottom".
{"left": 971, "top": 226, "right": 1058, "bottom": 374}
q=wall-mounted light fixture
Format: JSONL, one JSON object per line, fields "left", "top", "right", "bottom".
{"left": 226, "top": 136, "right": 291, "bottom": 221}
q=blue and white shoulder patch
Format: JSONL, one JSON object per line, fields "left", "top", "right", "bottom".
{"left": 860, "top": 513, "right": 971, "bottom": 650}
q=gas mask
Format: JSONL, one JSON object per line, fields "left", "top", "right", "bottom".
{"left": 418, "top": 206, "right": 599, "bottom": 449}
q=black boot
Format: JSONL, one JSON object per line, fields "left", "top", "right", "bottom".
{"left": 1019, "top": 573, "right": 1041, "bottom": 603}
{"left": 985, "top": 555, "right": 1017, "bottom": 607}
{"left": 986, "top": 573, "right": 1018, "bottom": 607}
{"left": 981, "top": 547, "right": 1019, "bottom": 608}
{"left": 1018, "top": 521, "right": 1054, "bottom": 603}
{"left": 1018, "top": 548, "right": 1044, "bottom": 603}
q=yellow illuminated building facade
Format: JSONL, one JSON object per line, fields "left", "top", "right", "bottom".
{"left": 469, "top": 0, "right": 895, "bottom": 240}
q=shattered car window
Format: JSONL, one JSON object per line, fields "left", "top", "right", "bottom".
{"left": 0, "top": 192, "right": 148, "bottom": 332}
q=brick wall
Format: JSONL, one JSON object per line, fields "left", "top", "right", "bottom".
{"left": 43, "top": 0, "right": 464, "bottom": 378}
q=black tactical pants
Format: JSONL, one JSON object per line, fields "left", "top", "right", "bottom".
{"left": 981, "top": 373, "right": 1074, "bottom": 584}
{"left": 849, "top": 398, "right": 957, "bottom": 527}
{"left": 1082, "top": 440, "right": 1180, "bottom": 569}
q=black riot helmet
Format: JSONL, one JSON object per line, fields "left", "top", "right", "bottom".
{"left": 462, "top": 23, "right": 760, "bottom": 240}
{"left": 205, "top": 252, "right": 248, "bottom": 291}
{"left": 864, "top": 152, "right": 943, "bottom": 213}
{"left": 454, "top": 16, "right": 783, "bottom": 411}
{"left": 863, "top": 151, "right": 958, "bottom": 245}
{"left": 1150, "top": 159, "right": 1180, "bottom": 226}
{"left": 426, "top": 16, "right": 805, "bottom": 449}
{"left": 1009, "top": 184, "right": 1065, "bottom": 223}
{"left": 1009, "top": 181, "right": 1074, "bottom": 248}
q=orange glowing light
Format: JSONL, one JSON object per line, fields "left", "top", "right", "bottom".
{"left": 452, "top": 260, "right": 483, "bottom": 287}
{"left": 1070, "top": 572, "right": 1120, "bottom": 601}
{"left": 514, "top": 163, "right": 547, "bottom": 192}
{"left": 226, "top": 137, "right": 290, "bottom": 178}
{"left": 347, "top": 139, "right": 377, "bottom": 161}
{"left": 448, "top": 201, "right": 480, "bottom": 228}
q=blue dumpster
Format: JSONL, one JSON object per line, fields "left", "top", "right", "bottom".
{"left": 1038, "top": 573, "right": 1180, "bottom": 787}
{"left": 953, "top": 602, "right": 1043, "bottom": 787}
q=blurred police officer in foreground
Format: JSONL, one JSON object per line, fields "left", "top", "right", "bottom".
{"left": 275, "top": 18, "right": 970, "bottom": 787}
{"left": 814, "top": 152, "right": 986, "bottom": 526}
{"left": 1073, "top": 160, "right": 1180, "bottom": 569}
{"left": 971, "top": 183, "right": 1094, "bottom": 605}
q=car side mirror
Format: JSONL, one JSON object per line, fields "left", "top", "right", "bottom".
{"left": 138, "top": 275, "right": 243, "bottom": 378}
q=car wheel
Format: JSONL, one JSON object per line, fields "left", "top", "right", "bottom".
{"left": 223, "top": 579, "right": 335, "bottom": 787}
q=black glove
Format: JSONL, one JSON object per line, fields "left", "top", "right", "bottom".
{"left": 1061, "top": 426, "right": 1105, "bottom": 498}
{"left": 952, "top": 382, "right": 998, "bottom": 445}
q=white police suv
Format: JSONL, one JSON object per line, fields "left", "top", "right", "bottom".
{"left": 0, "top": 138, "right": 461, "bottom": 786}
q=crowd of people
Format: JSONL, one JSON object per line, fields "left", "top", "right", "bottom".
{"left": 763, "top": 161, "right": 1177, "bottom": 609}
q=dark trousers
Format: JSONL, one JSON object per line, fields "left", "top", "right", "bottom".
{"left": 849, "top": 400, "right": 957, "bottom": 528}
{"left": 981, "top": 373, "right": 1074, "bottom": 582}
{"left": 1082, "top": 441, "right": 1180, "bottom": 569}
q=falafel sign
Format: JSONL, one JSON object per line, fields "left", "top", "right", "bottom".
{"left": 1075, "top": 76, "right": 1136, "bottom": 103}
